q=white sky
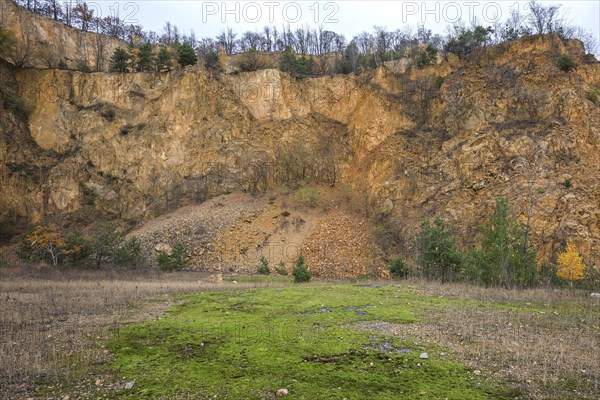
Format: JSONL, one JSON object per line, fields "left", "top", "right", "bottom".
{"left": 86, "top": 1, "right": 599, "bottom": 48}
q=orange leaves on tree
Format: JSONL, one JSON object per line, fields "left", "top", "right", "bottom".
{"left": 557, "top": 242, "right": 586, "bottom": 282}
{"left": 25, "top": 225, "right": 80, "bottom": 266}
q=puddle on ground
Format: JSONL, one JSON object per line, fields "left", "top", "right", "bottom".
{"left": 363, "top": 340, "right": 412, "bottom": 354}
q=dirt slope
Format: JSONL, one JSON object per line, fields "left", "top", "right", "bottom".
{"left": 132, "top": 189, "right": 384, "bottom": 277}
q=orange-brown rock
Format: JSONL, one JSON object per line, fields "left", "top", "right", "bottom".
{"left": 1, "top": 3, "right": 599, "bottom": 267}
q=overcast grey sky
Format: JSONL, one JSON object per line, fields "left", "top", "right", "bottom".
{"left": 87, "top": 1, "right": 599, "bottom": 48}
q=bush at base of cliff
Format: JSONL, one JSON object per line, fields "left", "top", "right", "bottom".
{"left": 116, "top": 237, "right": 143, "bottom": 268}
{"left": 257, "top": 256, "right": 270, "bottom": 275}
{"left": 276, "top": 260, "right": 288, "bottom": 276}
{"left": 296, "top": 186, "right": 320, "bottom": 208}
{"left": 292, "top": 255, "right": 311, "bottom": 283}
{"left": 157, "top": 243, "right": 189, "bottom": 272}
{"left": 157, "top": 251, "right": 173, "bottom": 271}
{"left": 414, "top": 217, "right": 462, "bottom": 282}
{"left": 389, "top": 257, "right": 410, "bottom": 279}
{"left": 464, "top": 198, "right": 538, "bottom": 288}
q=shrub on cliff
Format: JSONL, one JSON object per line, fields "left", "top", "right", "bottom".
{"left": 279, "top": 46, "right": 314, "bottom": 77}
{"left": 135, "top": 42, "right": 154, "bottom": 72}
{"left": 0, "top": 25, "right": 17, "bottom": 61}
{"left": 556, "top": 55, "right": 575, "bottom": 72}
{"left": 444, "top": 26, "right": 492, "bottom": 58}
{"left": 109, "top": 47, "right": 131, "bottom": 72}
{"left": 415, "top": 45, "right": 438, "bottom": 67}
{"left": 156, "top": 47, "right": 173, "bottom": 71}
{"left": 177, "top": 43, "right": 197, "bottom": 67}
{"left": 204, "top": 50, "right": 220, "bottom": 72}
{"left": 235, "top": 49, "right": 272, "bottom": 72}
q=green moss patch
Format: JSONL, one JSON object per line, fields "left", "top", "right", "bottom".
{"left": 108, "top": 285, "right": 512, "bottom": 399}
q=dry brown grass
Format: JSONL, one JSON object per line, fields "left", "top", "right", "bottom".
{"left": 2, "top": 264, "right": 599, "bottom": 399}
{"left": 359, "top": 278, "right": 600, "bottom": 399}
{"left": 0, "top": 265, "right": 288, "bottom": 399}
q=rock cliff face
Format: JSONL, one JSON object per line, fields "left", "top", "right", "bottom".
{"left": 0, "top": 0, "right": 125, "bottom": 69}
{"left": 1, "top": 4, "right": 599, "bottom": 266}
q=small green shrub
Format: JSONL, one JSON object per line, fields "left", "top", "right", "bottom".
{"left": 581, "top": 266, "right": 600, "bottom": 290}
{"left": 414, "top": 217, "right": 462, "bottom": 282}
{"left": 556, "top": 55, "right": 575, "bottom": 72}
{"left": 276, "top": 260, "right": 288, "bottom": 275}
{"left": 77, "top": 62, "right": 91, "bottom": 72}
{"left": 171, "top": 242, "right": 189, "bottom": 270}
{"left": 538, "top": 263, "right": 568, "bottom": 287}
{"left": 110, "top": 47, "right": 131, "bottom": 72}
{"left": 563, "top": 178, "right": 572, "bottom": 188}
{"left": 389, "top": 257, "right": 410, "bottom": 279}
{"left": 585, "top": 88, "right": 599, "bottom": 104}
{"left": 157, "top": 251, "right": 172, "bottom": 271}
{"left": 100, "top": 107, "right": 116, "bottom": 122}
{"left": 257, "top": 256, "right": 270, "bottom": 275}
{"left": 415, "top": 45, "right": 438, "bottom": 68}
{"left": 297, "top": 186, "right": 320, "bottom": 208}
{"left": 373, "top": 224, "right": 393, "bottom": 254}
{"left": 464, "top": 197, "right": 538, "bottom": 288}
{"left": 64, "top": 231, "right": 91, "bottom": 267}
{"left": 177, "top": 43, "right": 198, "bottom": 67}
{"left": 292, "top": 254, "right": 311, "bottom": 283}
{"left": 1, "top": 89, "right": 27, "bottom": 117}
{"left": 116, "top": 236, "right": 142, "bottom": 268}
{"left": 435, "top": 76, "right": 445, "bottom": 89}
{"left": 90, "top": 221, "right": 124, "bottom": 268}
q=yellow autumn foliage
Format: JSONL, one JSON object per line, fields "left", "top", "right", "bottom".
{"left": 25, "top": 225, "right": 80, "bottom": 266}
{"left": 557, "top": 242, "right": 586, "bottom": 282}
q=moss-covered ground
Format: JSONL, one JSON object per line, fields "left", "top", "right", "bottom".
{"left": 108, "top": 284, "right": 516, "bottom": 399}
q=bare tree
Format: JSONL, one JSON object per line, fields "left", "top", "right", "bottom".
{"left": 373, "top": 26, "right": 393, "bottom": 64}
{"left": 519, "top": 151, "right": 545, "bottom": 255}
{"left": 573, "top": 27, "right": 599, "bottom": 55}
{"left": 527, "top": 0, "right": 563, "bottom": 35}
{"left": 216, "top": 28, "right": 238, "bottom": 55}
{"left": 42, "top": 0, "right": 63, "bottom": 20}
{"left": 263, "top": 26, "right": 273, "bottom": 51}
{"left": 93, "top": 33, "right": 107, "bottom": 71}
{"left": 71, "top": 1, "right": 94, "bottom": 31}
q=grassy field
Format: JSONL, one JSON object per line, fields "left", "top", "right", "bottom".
{"left": 1, "top": 268, "right": 599, "bottom": 399}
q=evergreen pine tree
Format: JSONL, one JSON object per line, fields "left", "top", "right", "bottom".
{"left": 177, "top": 43, "right": 197, "bottom": 67}
{"left": 109, "top": 47, "right": 131, "bottom": 72}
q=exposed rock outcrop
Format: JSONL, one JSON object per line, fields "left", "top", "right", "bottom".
{"left": 1, "top": 2, "right": 599, "bottom": 266}
{"left": 0, "top": 0, "right": 126, "bottom": 69}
